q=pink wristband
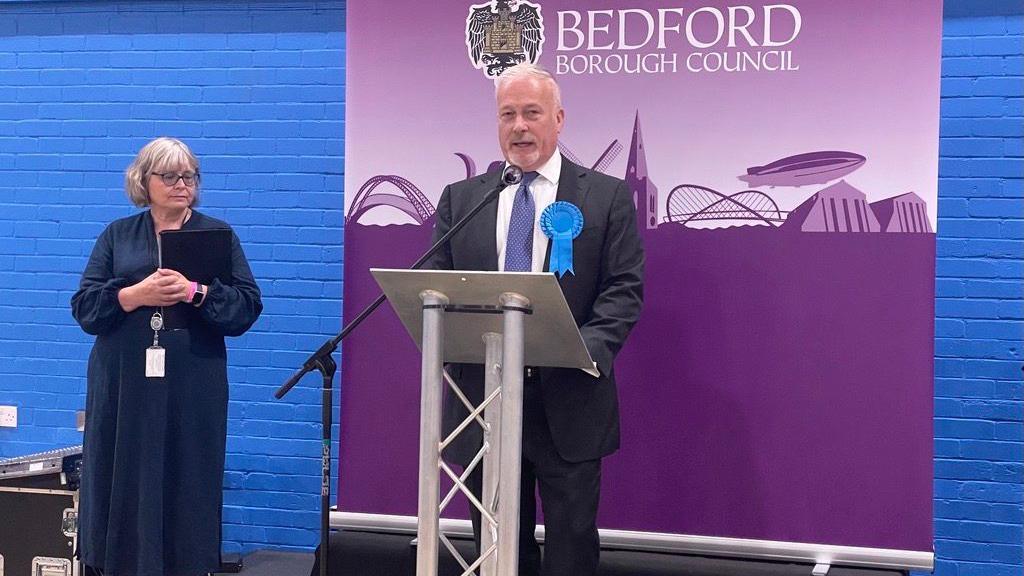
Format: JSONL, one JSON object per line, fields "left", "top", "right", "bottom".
{"left": 187, "top": 281, "right": 197, "bottom": 302}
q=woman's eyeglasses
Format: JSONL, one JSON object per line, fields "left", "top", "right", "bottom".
{"left": 152, "top": 172, "right": 199, "bottom": 186}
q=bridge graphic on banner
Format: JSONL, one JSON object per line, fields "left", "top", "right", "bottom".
{"left": 664, "top": 185, "right": 786, "bottom": 227}
{"left": 347, "top": 175, "right": 436, "bottom": 225}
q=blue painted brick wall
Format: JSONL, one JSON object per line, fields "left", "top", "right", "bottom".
{"left": 0, "top": 0, "right": 345, "bottom": 553}
{"left": 932, "top": 4, "right": 1024, "bottom": 576}
{"left": 1, "top": 0, "right": 1021, "bottom": 569}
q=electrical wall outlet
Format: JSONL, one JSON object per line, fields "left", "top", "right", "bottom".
{"left": 0, "top": 405, "right": 17, "bottom": 428}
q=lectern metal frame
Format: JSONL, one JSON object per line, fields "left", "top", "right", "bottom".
{"left": 371, "top": 269, "right": 596, "bottom": 576}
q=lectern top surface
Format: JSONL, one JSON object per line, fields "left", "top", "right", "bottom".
{"left": 371, "top": 269, "right": 596, "bottom": 374}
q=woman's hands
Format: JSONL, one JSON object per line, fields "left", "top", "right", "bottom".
{"left": 117, "top": 269, "right": 191, "bottom": 312}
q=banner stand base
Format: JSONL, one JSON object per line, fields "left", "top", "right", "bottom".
{"left": 329, "top": 511, "right": 933, "bottom": 573}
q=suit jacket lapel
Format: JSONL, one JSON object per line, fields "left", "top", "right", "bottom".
{"left": 478, "top": 169, "right": 501, "bottom": 271}
{"left": 543, "top": 157, "right": 588, "bottom": 274}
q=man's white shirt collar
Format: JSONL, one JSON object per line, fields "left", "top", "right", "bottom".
{"left": 532, "top": 151, "right": 561, "bottom": 187}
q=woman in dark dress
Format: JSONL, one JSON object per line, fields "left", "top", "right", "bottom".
{"left": 71, "top": 137, "right": 262, "bottom": 576}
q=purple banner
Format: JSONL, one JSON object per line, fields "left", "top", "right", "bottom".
{"left": 341, "top": 0, "right": 940, "bottom": 552}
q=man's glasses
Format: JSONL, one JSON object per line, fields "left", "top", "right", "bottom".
{"left": 152, "top": 172, "right": 199, "bottom": 186}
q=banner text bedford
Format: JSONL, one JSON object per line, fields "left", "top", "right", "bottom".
{"left": 557, "top": 5, "right": 802, "bottom": 51}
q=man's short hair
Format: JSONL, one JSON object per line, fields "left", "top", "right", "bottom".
{"left": 124, "top": 137, "right": 201, "bottom": 208}
{"left": 495, "top": 63, "right": 562, "bottom": 109}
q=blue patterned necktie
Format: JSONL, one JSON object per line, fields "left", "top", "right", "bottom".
{"left": 503, "top": 171, "right": 540, "bottom": 272}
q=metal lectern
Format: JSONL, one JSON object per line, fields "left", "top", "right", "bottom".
{"left": 371, "top": 269, "right": 597, "bottom": 576}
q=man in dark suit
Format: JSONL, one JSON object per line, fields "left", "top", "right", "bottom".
{"left": 426, "top": 62, "right": 644, "bottom": 576}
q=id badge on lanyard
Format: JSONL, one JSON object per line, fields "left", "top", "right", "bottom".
{"left": 146, "top": 311, "right": 165, "bottom": 378}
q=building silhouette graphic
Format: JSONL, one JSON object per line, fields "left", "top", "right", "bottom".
{"left": 783, "top": 180, "right": 880, "bottom": 232}
{"left": 870, "top": 192, "right": 933, "bottom": 233}
{"left": 625, "top": 111, "right": 659, "bottom": 231}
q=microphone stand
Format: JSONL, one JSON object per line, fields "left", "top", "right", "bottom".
{"left": 276, "top": 166, "right": 521, "bottom": 576}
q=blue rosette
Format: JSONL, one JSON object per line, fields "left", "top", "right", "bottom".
{"left": 540, "top": 201, "right": 584, "bottom": 277}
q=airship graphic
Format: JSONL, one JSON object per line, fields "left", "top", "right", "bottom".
{"left": 738, "top": 151, "right": 866, "bottom": 187}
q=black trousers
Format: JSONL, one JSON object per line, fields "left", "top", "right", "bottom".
{"left": 466, "top": 377, "right": 602, "bottom": 576}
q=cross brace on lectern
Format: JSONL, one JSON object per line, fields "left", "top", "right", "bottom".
{"left": 371, "top": 269, "right": 597, "bottom": 576}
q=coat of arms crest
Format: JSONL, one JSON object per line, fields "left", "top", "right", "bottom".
{"left": 466, "top": 0, "right": 544, "bottom": 78}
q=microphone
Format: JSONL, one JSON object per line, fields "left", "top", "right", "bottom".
{"left": 501, "top": 164, "right": 524, "bottom": 187}
{"left": 472, "top": 164, "right": 523, "bottom": 207}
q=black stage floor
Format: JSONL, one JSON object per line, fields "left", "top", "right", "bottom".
{"left": 215, "top": 550, "right": 314, "bottom": 575}
{"left": 278, "top": 530, "right": 908, "bottom": 576}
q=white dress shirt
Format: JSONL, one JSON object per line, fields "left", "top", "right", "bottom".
{"left": 496, "top": 153, "right": 561, "bottom": 272}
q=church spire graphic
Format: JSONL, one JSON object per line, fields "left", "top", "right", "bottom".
{"left": 625, "top": 111, "right": 658, "bottom": 231}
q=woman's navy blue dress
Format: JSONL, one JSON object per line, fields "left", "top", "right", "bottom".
{"left": 71, "top": 210, "right": 262, "bottom": 576}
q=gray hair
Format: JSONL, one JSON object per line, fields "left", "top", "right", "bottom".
{"left": 495, "top": 63, "right": 562, "bottom": 109}
{"left": 123, "top": 137, "right": 201, "bottom": 208}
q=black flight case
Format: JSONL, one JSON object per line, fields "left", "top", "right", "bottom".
{"left": 0, "top": 445, "right": 83, "bottom": 576}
